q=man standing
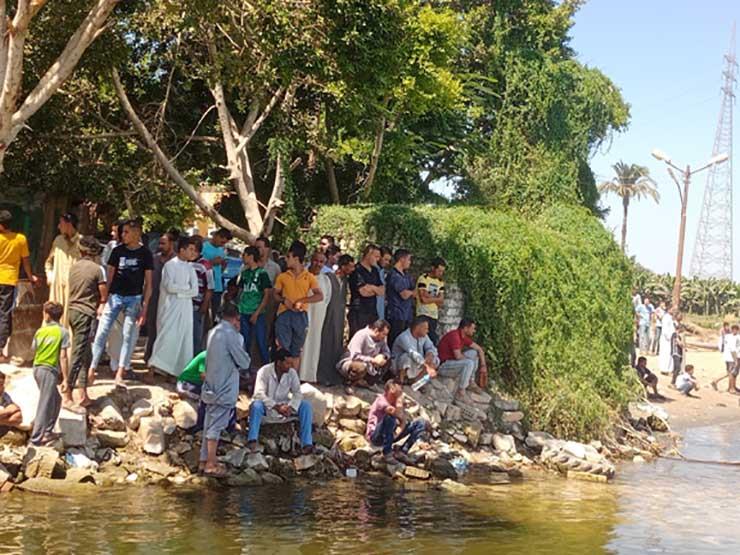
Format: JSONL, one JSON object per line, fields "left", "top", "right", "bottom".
{"left": 199, "top": 303, "right": 251, "bottom": 477}
{"left": 658, "top": 308, "right": 675, "bottom": 376}
{"left": 255, "top": 235, "right": 281, "bottom": 285}
{"left": 248, "top": 349, "right": 313, "bottom": 454}
{"left": 319, "top": 234, "right": 335, "bottom": 254}
{"left": 392, "top": 317, "right": 439, "bottom": 385}
{"left": 0, "top": 210, "right": 37, "bottom": 363}
{"left": 66, "top": 236, "right": 107, "bottom": 409}
{"left": 237, "top": 246, "right": 272, "bottom": 366}
{"left": 317, "top": 254, "right": 355, "bottom": 386}
{"left": 348, "top": 244, "right": 384, "bottom": 338}
{"left": 201, "top": 228, "right": 232, "bottom": 320}
{"left": 651, "top": 301, "right": 665, "bottom": 355}
{"left": 190, "top": 236, "right": 214, "bottom": 354}
{"left": 323, "top": 244, "right": 341, "bottom": 274}
{"left": 376, "top": 246, "right": 392, "bottom": 321}
{"left": 635, "top": 299, "right": 650, "bottom": 355}
{"left": 386, "top": 249, "right": 415, "bottom": 346}
{"left": 299, "top": 251, "right": 332, "bottom": 382}
{"left": 44, "top": 212, "right": 81, "bottom": 326}
{"left": 416, "top": 257, "right": 446, "bottom": 345}
{"left": 273, "top": 241, "right": 324, "bottom": 358}
{"left": 89, "top": 220, "right": 153, "bottom": 387}
{"left": 144, "top": 230, "right": 177, "bottom": 363}
{"left": 438, "top": 318, "right": 488, "bottom": 400}
{"left": 149, "top": 237, "right": 199, "bottom": 379}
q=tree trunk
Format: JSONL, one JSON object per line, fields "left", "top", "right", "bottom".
{"left": 262, "top": 154, "right": 286, "bottom": 236}
{"left": 621, "top": 195, "right": 629, "bottom": 253}
{"left": 325, "top": 157, "right": 340, "bottom": 204}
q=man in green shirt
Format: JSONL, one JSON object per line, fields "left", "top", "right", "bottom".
{"left": 30, "top": 301, "right": 70, "bottom": 446}
{"left": 238, "top": 246, "right": 272, "bottom": 366}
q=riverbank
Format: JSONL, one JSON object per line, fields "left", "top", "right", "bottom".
{"left": 642, "top": 335, "right": 740, "bottom": 431}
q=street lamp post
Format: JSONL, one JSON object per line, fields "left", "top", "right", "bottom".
{"left": 651, "top": 149, "right": 729, "bottom": 309}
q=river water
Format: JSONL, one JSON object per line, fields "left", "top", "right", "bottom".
{"left": 1, "top": 422, "right": 737, "bottom": 554}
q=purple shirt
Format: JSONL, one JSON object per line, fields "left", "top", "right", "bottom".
{"left": 366, "top": 394, "right": 393, "bottom": 440}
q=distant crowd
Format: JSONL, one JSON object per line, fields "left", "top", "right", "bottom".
{"left": 0, "top": 211, "right": 490, "bottom": 476}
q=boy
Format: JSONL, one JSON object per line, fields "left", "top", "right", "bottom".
{"left": 30, "top": 302, "right": 70, "bottom": 446}
{"left": 199, "top": 303, "right": 251, "bottom": 477}
{"left": 273, "top": 240, "right": 324, "bottom": 357}
{"left": 237, "top": 246, "right": 272, "bottom": 366}
{"left": 66, "top": 235, "right": 107, "bottom": 409}
{"left": 366, "top": 380, "right": 428, "bottom": 465}
{"left": 675, "top": 364, "right": 699, "bottom": 397}
{"left": 634, "top": 356, "right": 661, "bottom": 399}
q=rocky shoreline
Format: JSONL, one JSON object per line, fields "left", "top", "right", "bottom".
{"left": 0, "top": 364, "right": 669, "bottom": 496}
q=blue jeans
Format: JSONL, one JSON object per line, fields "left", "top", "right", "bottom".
{"left": 240, "top": 312, "right": 268, "bottom": 365}
{"left": 274, "top": 311, "right": 308, "bottom": 357}
{"left": 247, "top": 399, "right": 313, "bottom": 447}
{"left": 371, "top": 415, "right": 427, "bottom": 455}
{"left": 91, "top": 294, "right": 142, "bottom": 371}
{"left": 193, "top": 308, "right": 205, "bottom": 354}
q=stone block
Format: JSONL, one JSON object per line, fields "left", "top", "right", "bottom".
{"left": 223, "top": 448, "right": 248, "bottom": 468}
{"left": 95, "top": 430, "right": 129, "bottom": 448}
{"left": 445, "top": 405, "right": 462, "bottom": 422}
{"left": 501, "top": 411, "right": 524, "bottom": 424}
{"left": 525, "top": 431, "right": 555, "bottom": 449}
{"left": 64, "top": 467, "right": 96, "bottom": 484}
{"left": 493, "top": 397, "right": 519, "bottom": 412}
{"left": 173, "top": 400, "right": 199, "bottom": 430}
{"left": 300, "top": 383, "right": 328, "bottom": 426}
{"left": 337, "top": 431, "right": 367, "bottom": 452}
{"left": 567, "top": 470, "right": 607, "bottom": 483}
{"left": 334, "top": 395, "right": 363, "bottom": 418}
{"left": 57, "top": 408, "right": 87, "bottom": 447}
{"left": 464, "top": 422, "right": 483, "bottom": 447}
{"left": 94, "top": 398, "right": 126, "bottom": 431}
{"left": 338, "top": 419, "right": 366, "bottom": 435}
{"left": 492, "top": 433, "right": 516, "bottom": 454}
{"left": 404, "top": 466, "right": 430, "bottom": 480}
{"left": 429, "top": 457, "right": 457, "bottom": 480}
{"left": 479, "top": 433, "right": 493, "bottom": 446}
{"left": 294, "top": 454, "right": 319, "bottom": 471}
{"left": 246, "top": 453, "right": 269, "bottom": 471}
{"left": 139, "top": 417, "right": 165, "bottom": 455}
{"left": 22, "top": 446, "right": 62, "bottom": 479}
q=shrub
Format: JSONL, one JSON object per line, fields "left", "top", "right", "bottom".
{"left": 307, "top": 203, "right": 638, "bottom": 439}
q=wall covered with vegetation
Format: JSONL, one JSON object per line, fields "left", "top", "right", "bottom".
{"left": 309, "top": 204, "right": 638, "bottom": 439}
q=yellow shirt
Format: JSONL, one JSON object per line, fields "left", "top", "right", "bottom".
{"left": 0, "top": 231, "right": 30, "bottom": 286}
{"left": 274, "top": 270, "right": 318, "bottom": 314}
{"left": 416, "top": 273, "right": 445, "bottom": 319}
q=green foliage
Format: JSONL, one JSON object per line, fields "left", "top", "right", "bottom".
{"left": 309, "top": 203, "right": 637, "bottom": 439}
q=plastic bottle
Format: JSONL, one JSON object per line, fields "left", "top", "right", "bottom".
{"left": 411, "top": 374, "right": 431, "bottom": 391}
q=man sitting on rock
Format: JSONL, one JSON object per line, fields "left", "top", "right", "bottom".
{"left": 0, "top": 370, "right": 22, "bottom": 435}
{"left": 366, "top": 379, "right": 428, "bottom": 465}
{"left": 337, "top": 319, "right": 391, "bottom": 390}
{"left": 634, "top": 356, "right": 662, "bottom": 399}
{"left": 248, "top": 349, "right": 313, "bottom": 454}
{"left": 200, "top": 302, "right": 251, "bottom": 478}
{"left": 391, "top": 317, "right": 438, "bottom": 385}
{"left": 437, "top": 318, "right": 488, "bottom": 401}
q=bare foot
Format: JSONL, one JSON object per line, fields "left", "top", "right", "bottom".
{"left": 203, "top": 463, "right": 228, "bottom": 478}
{"left": 87, "top": 369, "right": 96, "bottom": 386}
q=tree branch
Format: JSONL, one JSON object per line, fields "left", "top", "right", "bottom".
{"left": 11, "top": 0, "right": 119, "bottom": 131}
{"left": 262, "top": 154, "right": 286, "bottom": 236}
{"left": 234, "top": 85, "right": 286, "bottom": 154}
{"left": 111, "top": 68, "right": 253, "bottom": 243}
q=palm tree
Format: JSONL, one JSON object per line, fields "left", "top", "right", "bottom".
{"left": 599, "top": 161, "right": 659, "bottom": 253}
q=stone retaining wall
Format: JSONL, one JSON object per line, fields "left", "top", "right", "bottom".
{"left": 438, "top": 282, "right": 465, "bottom": 336}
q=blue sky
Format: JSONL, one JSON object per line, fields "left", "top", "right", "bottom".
{"left": 571, "top": 1, "right": 738, "bottom": 276}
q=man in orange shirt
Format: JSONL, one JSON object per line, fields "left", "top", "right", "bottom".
{"left": 0, "top": 210, "right": 39, "bottom": 362}
{"left": 273, "top": 240, "right": 324, "bottom": 357}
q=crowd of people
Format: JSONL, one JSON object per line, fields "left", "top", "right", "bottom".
{"left": 0, "top": 210, "right": 490, "bottom": 476}
{"left": 631, "top": 291, "right": 694, "bottom": 397}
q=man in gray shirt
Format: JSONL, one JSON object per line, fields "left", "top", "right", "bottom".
{"left": 200, "top": 303, "right": 251, "bottom": 477}
{"left": 392, "top": 317, "right": 439, "bottom": 385}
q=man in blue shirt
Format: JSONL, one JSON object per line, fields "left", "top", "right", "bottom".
{"left": 201, "top": 228, "right": 232, "bottom": 322}
{"left": 386, "top": 249, "right": 415, "bottom": 346}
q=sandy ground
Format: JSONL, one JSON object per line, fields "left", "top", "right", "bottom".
{"left": 643, "top": 342, "right": 740, "bottom": 431}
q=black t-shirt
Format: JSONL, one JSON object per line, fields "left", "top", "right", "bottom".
{"left": 349, "top": 263, "right": 382, "bottom": 313}
{"left": 108, "top": 244, "right": 154, "bottom": 296}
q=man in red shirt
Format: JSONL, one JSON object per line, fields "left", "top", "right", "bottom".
{"left": 438, "top": 318, "right": 488, "bottom": 400}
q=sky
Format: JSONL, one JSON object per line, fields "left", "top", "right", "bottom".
{"left": 571, "top": 0, "right": 739, "bottom": 276}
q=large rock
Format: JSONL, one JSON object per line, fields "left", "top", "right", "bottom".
{"left": 17, "top": 477, "right": 97, "bottom": 496}
{"left": 501, "top": 411, "right": 524, "bottom": 424}
{"left": 525, "top": 431, "right": 555, "bottom": 449}
{"left": 337, "top": 431, "right": 367, "bottom": 451}
{"left": 294, "top": 454, "right": 319, "bottom": 471}
{"left": 464, "top": 422, "right": 483, "bottom": 447}
{"left": 94, "top": 399, "right": 126, "bottom": 431}
{"left": 22, "top": 446, "right": 62, "bottom": 479}
{"left": 223, "top": 448, "right": 248, "bottom": 468}
{"left": 57, "top": 408, "right": 87, "bottom": 447}
{"left": 128, "top": 399, "right": 154, "bottom": 430}
{"left": 226, "top": 468, "right": 262, "bottom": 487}
{"left": 334, "top": 395, "right": 363, "bottom": 418}
{"left": 440, "top": 479, "right": 471, "bottom": 495}
{"left": 493, "top": 397, "right": 519, "bottom": 412}
{"left": 492, "top": 433, "right": 517, "bottom": 454}
{"left": 64, "top": 467, "right": 96, "bottom": 484}
{"left": 0, "top": 429, "right": 27, "bottom": 447}
{"left": 139, "top": 417, "right": 165, "bottom": 455}
{"left": 246, "top": 453, "right": 269, "bottom": 471}
{"left": 95, "top": 430, "right": 129, "bottom": 448}
{"left": 141, "top": 460, "right": 178, "bottom": 477}
{"left": 5, "top": 373, "right": 39, "bottom": 431}
{"left": 300, "top": 383, "right": 328, "bottom": 425}
{"left": 338, "top": 419, "right": 366, "bottom": 435}
{"left": 429, "top": 457, "right": 457, "bottom": 480}
{"left": 172, "top": 400, "right": 199, "bottom": 430}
